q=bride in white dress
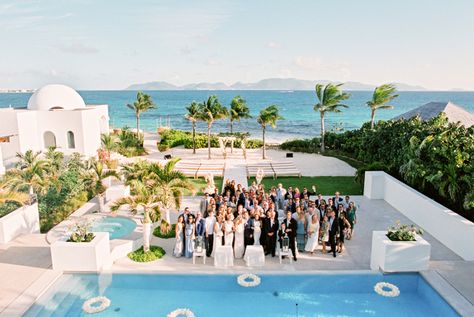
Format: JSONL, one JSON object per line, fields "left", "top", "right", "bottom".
{"left": 253, "top": 214, "right": 262, "bottom": 245}
{"left": 305, "top": 214, "right": 320, "bottom": 254}
{"left": 224, "top": 214, "right": 234, "bottom": 246}
{"left": 212, "top": 216, "right": 224, "bottom": 257}
{"left": 234, "top": 216, "right": 245, "bottom": 258}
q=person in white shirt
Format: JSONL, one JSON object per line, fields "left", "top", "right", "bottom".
{"left": 204, "top": 210, "right": 216, "bottom": 257}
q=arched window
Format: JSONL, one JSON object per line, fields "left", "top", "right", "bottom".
{"left": 43, "top": 131, "right": 56, "bottom": 148}
{"left": 67, "top": 131, "right": 75, "bottom": 149}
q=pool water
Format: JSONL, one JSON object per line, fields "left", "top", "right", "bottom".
{"left": 24, "top": 273, "right": 458, "bottom": 317}
{"left": 90, "top": 216, "right": 136, "bottom": 240}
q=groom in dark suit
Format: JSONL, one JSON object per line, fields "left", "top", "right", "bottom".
{"left": 328, "top": 210, "right": 339, "bottom": 258}
{"left": 243, "top": 211, "right": 254, "bottom": 250}
{"left": 264, "top": 209, "right": 279, "bottom": 257}
{"left": 281, "top": 211, "right": 298, "bottom": 261}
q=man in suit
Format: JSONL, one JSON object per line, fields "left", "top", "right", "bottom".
{"left": 264, "top": 209, "right": 279, "bottom": 257}
{"left": 243, "top": 211, "right": 254, "bottom": 250}
{"left": 276, "top": 183, "right": 286, "bottom": 210}
{"left": 199, "top": 193, "right": 209, "bottom": 217}
{"left": 204, "top": 210, "right": 216, "bottom": 257}
{"left": 281, "top": 211, "right": 298, "bottom": 261}
{"left": 332, "top": 191, "right": 344, "bottom": 210}
{"left": 328, "top": 210, "right": 339, "bottom": 258}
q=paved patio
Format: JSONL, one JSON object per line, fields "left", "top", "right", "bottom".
{"left": 0, "top": 196, "right": 473, "bottom": 316}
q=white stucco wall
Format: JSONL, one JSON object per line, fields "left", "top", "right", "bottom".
{"left": 364, "top": 171, "right": 474, "bottom": 261}
{"left": 0, "top": 203, "right": 40, "bottom": 244}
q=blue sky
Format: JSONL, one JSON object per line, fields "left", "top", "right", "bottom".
{"left": 0, "top": 0, "right": 473, "bottom": 90}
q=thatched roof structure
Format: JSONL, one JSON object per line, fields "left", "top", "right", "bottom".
{"left": 392, "top": 101, "right": 474, "bottom": 127}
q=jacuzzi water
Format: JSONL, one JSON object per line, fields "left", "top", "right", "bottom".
{"left": 90, "top": 216, "right": 136, "bottom": 240}
{"left": 24, "top": 273, "right": 458, "bottom": 316}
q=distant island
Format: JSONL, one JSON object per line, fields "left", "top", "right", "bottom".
{"left": 0, "top": 89, "right": 35, "bottom": 93}
{"left": 125, "top": 78, "right": 427, "bottom": 91}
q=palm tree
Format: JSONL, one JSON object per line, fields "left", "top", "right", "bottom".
{"left": 101, "top": 134, "right": 115, "bottom": 153}
{"left": 83, "top": 158, "right": 120, "bottom": 212}
{"left": 314, "top": 83, "right": 351, "bottom": 152}
{"left": 110, "top": 181, "right": 161, "bottom": 252}
{"left": 229, "top": 96, "right": 252, "bottom": 134}
{"left": 44, "top": 147, "right": 64, "bottom": 178}
{"left": 197, "top": 95, "right": 228, "bottom": 159}
{"left": 367, "top": 84, "right": 399, "bottom": 129}
{"left": 0, "top": 189, "right": 28, "bottom": 205}
{"left": 4, "top": 150, "right": 47, "bottom": 204}
{"left": 257, "top": 105, "right": 283, "bottom": 159}
{"left": 185, "top": 101, "right": 200, "bottom": 154}
{"left": 144, "top": 158, "right": 194, "bottom": 228}
{"left": 126, "top": 91, "right": 156, "bottom": 140}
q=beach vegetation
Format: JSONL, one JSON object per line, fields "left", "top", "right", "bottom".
{"left": 126, "top": 91, "right": 156, "bottom": 140}
{"left": 367, "top": 84, "right": 399, "bottom": 129}
{"left": 229, "top": 96, "right": 252, "bottom": 133}
{"left": 257, "top": 105, "right": 283, "bottom": 159}
{"left": 196, "top": 95, "right": 229, "bottom": 159}
{"left": 185, "top": 101, "right": 200, "bottom": 154}
{"left": 313, "top": 83, "right": 351, "bottom": 152}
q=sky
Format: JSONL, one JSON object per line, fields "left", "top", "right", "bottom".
{"left": 0, "top": 0, "right": 473, "bottom": 90}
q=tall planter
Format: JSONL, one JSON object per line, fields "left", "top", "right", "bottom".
{"left": 370, "top": 231, "right": 431, "bottom": 272}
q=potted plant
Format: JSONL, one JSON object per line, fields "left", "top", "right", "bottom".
{"left": 370, "top": 221, "right": 431, "bottom": 272}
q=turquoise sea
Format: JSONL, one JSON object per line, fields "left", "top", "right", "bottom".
{"left": 1, "top": 90, "right": 473, "bottom": 141}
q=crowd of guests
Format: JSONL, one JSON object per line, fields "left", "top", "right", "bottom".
{"left": 173, "top": 180, "right": 358, "bottom": 261}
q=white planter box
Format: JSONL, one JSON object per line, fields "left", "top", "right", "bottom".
{"left": 370, "top": 231, "right": 431, "bottom": 272}
{"left": 50, "top": 232, "right": 111, "bottom": 272}
{"left": 0, "top": 203, "right": 40, "bottom": 244}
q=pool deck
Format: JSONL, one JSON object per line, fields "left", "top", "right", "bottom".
{"left": 0, "top": 196, "right": 473, "bottom": 316}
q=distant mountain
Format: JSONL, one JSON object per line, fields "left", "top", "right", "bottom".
{"left": 125, "top": 78, "right": 427, "bottom": 91}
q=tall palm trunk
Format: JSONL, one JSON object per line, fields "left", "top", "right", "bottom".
{"left": 136, "top": 114, "right": 140, "bottom": 140}
{"left": 192, "top": 121, "right": 196, "bottom": 154}
{"left": 207, "top": 123, "right": 212, "bottom": 159}
{"left": 370, "top": 109, "right": 376, "bottom": 129}
{"left": 28, "top": 185, "right": 34, "bottom": 205}
{"left": 230, "top": 119, "right": 234, "bottom": 134}
{"left": 320, "top": 112, "right": 325, "bottom": 152}
{"left": 142, "top": 209, "right": 152, "bottom": 252}
{"left": 262, "top": 125, "right": 266, "bottom": 159}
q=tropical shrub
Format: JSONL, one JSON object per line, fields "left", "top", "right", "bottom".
{"left": 67, "top": 222, "right": 95, "bottom": 243}
{"left": 127, "top": 245, "right": 166, "bottom": 262}
{"left": 386, "top": 221, "right": 423, "bottom": 241}
{"left": 154, "top": 223, "right": 176, "bottom": 239}
{"left": 116, "top": 127, "right": 147, "bottom": 157}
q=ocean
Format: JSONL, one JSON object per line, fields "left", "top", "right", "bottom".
{"left": 1, "top": 90, "right": 473, "bottom": 142}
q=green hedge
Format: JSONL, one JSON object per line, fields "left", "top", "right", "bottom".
{"left": 324, "top": 115, "right": 474, "bottom": 220}
{"left": 158, "top": 129, "right": 262, "bottom": 151}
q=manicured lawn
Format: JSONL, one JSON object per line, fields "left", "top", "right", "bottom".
{"left": 184, "top": 177, "right": 223, "bottom": 196}
{"left": 249, "top": 176, "right": 362, "bottom": 195}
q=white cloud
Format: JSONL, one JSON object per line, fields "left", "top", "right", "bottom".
{"left": 294, "top": 56, "right": 323, "bottom": 70}
{"left": 59, "top": 43, "right": 99, "bottom": 54}
{"left": 265, "top": 41, "right": 281, "bottom": 49}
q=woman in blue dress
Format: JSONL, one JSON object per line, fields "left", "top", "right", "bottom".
{"left": 184, "top": 215, "right": 196, "bottom": 258}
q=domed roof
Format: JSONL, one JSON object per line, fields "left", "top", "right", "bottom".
{"left": 27, "top": 84, "right": 86, "bottom": 111}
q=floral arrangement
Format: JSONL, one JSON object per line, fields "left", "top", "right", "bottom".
{"left": 167, "top": 308, "right": 195, "bottom": 317}
{"left": 82, "top": 296, "right": 111, "bottom": 313}
{"left": 237, "top": 273, "right": 261, "bottom": 287}
{"left": 386, "top": 221, "right": 423, "bottom": 241}
{"left": 374, "top": 282, "right": 400, "bottom": 297}
{"left": 67, "top": 221, "right": 95, "bottom": 243}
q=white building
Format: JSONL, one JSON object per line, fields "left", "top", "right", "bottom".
{"left": 0, "top": 84, "right": 109, "bottom": 174}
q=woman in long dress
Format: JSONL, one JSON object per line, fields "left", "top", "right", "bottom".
{"left": 305, "top": 214, "right": 320, "bottom": 254}
{"left": 234, "top": 216, "right": 245, "bottom": 258}
{"left": 253, "top": 214, "right": 262, "bottom": 245}
{"left": 224, "top": 214, "right": 234, "bottom": 246}
{"left": 296, "top": 210, "right": 306, "bottom": 251}
{"left": 173, "top": 215, "right": 185, "bottom": 257}
{"left": 184, "top": 215, "right": 195, "bottom": 258}
{"left": 212, "top": 215, "right": 224, "bottom": 257}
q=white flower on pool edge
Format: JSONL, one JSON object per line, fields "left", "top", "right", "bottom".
{"left": 82, "top": 296, "right": 111, "bottom": 314}
{"left": 237, "top": 273, "right": 261, "bottom": 287}
{"left": 374, "top": 282, "right": 400, "bottom": 297}
{"left": 167, "top": 308, "right": 195, "bottom": 317}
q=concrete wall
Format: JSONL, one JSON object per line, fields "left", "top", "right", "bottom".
{"left": 364, "top": 171, "right": 474, "bottom": 261}
{"left": 0, "top": 203, "right": 40, "bottom": 244}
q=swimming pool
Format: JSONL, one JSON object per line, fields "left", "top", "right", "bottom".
{"left": 24, "top": 273, "right": 458, "bottom": 316}
{"left": 90, "top": 216, "right": 136, "bottom": 240}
